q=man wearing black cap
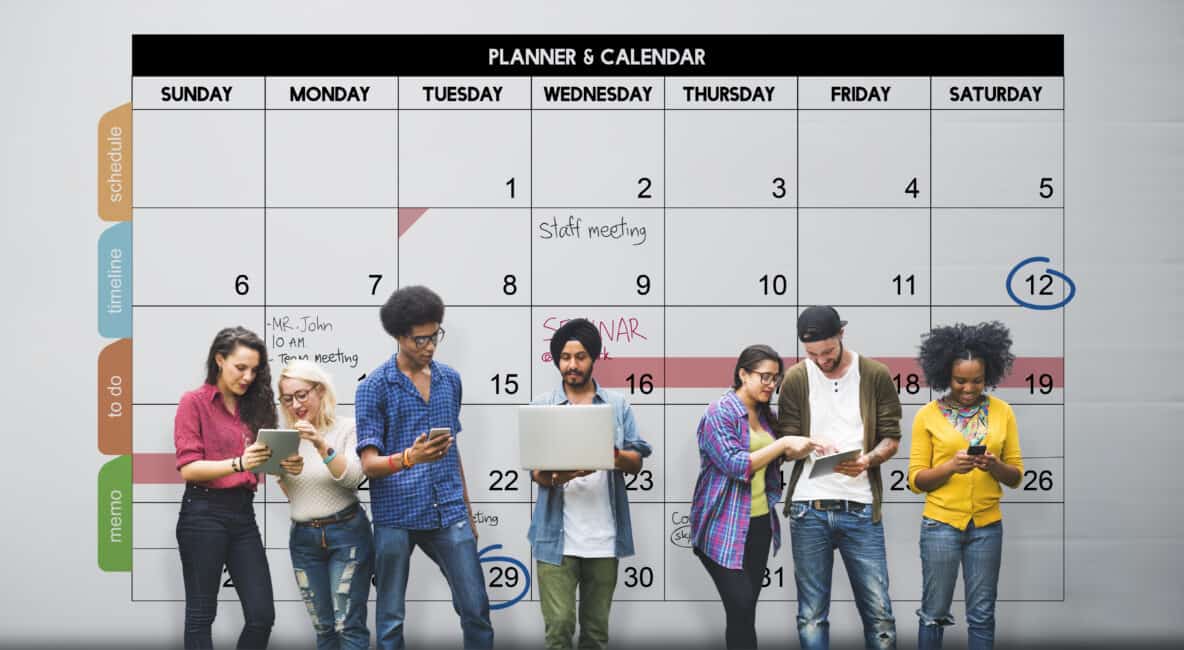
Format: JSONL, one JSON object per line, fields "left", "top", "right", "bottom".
{"left": 777, "top": 306, "right": 902, "bottom": 649}
{"left": 527, "top": 318, "right": 652, "bottom": 650}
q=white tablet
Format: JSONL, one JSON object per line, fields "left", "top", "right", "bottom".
{"left": 808, "top": 448, "right": 863, "bottom": 478}
{"left": 255, "top": 429, "right": 300, "bottom": 475}
{"left": 518, "top": 404, "right": 616, "bottom": 470}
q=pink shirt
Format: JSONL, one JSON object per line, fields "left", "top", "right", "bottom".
{"left": 174, "top": 383, "right": 259, "bottom": 490}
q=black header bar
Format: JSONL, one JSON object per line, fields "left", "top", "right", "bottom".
{"left": 132, "top": 35, "right": 1063, "bottom": 77}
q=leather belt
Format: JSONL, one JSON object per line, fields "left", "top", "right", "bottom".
{"left": 807, "top": 499, "right": 868, "bottom": 512}
{"left": 295, "top": 502, "right": 360, "bottom": 528}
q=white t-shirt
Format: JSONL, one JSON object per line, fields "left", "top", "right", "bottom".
{"left": 562, "top": 470, "right": 617, "bottom": 557}
{"left": 794, "top": 352, "right": 874, "bottom": 504}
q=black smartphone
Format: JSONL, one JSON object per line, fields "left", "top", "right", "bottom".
{"left": 967, "top": 445, "right": 986, "bottom": 455}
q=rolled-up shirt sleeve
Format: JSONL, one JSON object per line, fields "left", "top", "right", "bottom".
{"left": 174, "top": 392, "right": 205, "bottom": 470}
{"left": 698, "top": 407, "right": 751, "bottom": 482}
{"left": 355, "top": 378, "right": 387, "bottom": 456}
{"left": 620, "top": 404, "right": 652, "bottom": 457}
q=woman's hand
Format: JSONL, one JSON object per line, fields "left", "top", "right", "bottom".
{"left": 972, "top": 451, "right": 998, "bottom": 471}
{"left": 241, "top": 442, "right": 272, "bottom": 472}
{"left": 781, "top": 436, "right": 823, "bottom": 460}
{"left": 280, "top": 453, "right": 304, "bottom": 476}
{"left": 945, "top": 451, "right": 977, "bottom": 475}
{"left": 294, "top": 419, "right": 325, "bottom": 452}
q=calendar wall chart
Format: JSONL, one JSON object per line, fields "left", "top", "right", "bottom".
{"left": 96, "top": 34, "right": 1070, "bottom": 612}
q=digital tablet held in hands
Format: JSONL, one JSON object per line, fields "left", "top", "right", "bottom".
{"left": 808, "top": 448, "right": 863, "bottom": 478}
{"left": 255, "top": 429, "right": 300, "bottom": 475}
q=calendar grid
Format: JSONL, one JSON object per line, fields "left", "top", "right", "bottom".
{"left": 262, "top": 74, "right": 268, "bottom": 543}
{"left": 123, "top": 36, "right": 1068, "bottom": 606}
{"left": 528, "top": 74, "right": 535, "bottom": 593}
{"left": 661, "top": 75, "right": 668, "bottom": 601}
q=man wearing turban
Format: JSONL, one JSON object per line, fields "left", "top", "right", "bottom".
{"left": 527, "top": 318, "right": 653, "bottom": 650}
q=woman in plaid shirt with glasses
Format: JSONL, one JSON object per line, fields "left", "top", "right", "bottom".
{"left": 691, "top": 344, "right": 820, "bottom": 649}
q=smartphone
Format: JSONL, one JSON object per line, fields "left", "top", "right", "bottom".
{"left": 428, "top": 427, "right": 451, "bottom": 440}
{"left": 967, "top": 445, "right": 986, "bottom": 455}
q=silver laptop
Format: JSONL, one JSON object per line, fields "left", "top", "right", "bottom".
{"left": 518, "top": 404, "right": 616, "bottom": 470}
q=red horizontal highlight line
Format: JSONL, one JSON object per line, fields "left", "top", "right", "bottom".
{"left": 592, "top": 356, "right": 1063, "bottom": 390}
{"left": 133, "top": 452, "right": 184, "bottom": 484}
{"left": 131, "top": 357, "right": 1061, "bottom": 484}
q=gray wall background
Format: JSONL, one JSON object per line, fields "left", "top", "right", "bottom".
{"left": 1, "top": 1, "right": 1180, "bottom": 647}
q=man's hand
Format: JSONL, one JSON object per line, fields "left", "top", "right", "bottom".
{"left": 410, "top": 431, "right": 452, "bottom": 464}
{"left": 537, "top": 470, "right": 594, "bottom": 487}
{"left": 833, "top": 454, "right": 871, "bottom": 477}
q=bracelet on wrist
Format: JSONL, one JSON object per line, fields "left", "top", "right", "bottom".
{"left": 403, "top": 448, "right": 415, "bottom": 468}
{"left": 322, "top": 448, "right": 337, "bottom": 465}
{"left": 387, "top": 454, "right": 397, "bottom": 473}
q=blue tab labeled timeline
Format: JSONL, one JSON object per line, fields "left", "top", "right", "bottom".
{"left": 98, "top": 222, "right": 131, "bottom": 338}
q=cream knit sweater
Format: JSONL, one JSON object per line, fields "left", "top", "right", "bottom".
{"left": 279, "top": 416, "right": 367, "bottom": 522}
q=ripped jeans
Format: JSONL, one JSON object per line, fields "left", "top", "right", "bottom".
{"left": 917, "top": 517, "right": 1002, "bottom": 650}
{"left": 788, "top": 501, "right": 896, "bottom": 650}
{"left": 289, "top": 504, "right": 375, "bottom": 650}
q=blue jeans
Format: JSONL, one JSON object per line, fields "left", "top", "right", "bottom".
{"left": 289, "top": 504, "right": 374, "bottom": 650}
{"left": 176, "top": 485, "right": 275, "bottom": 649}
{"left": 788, "top": 501, "right": 896, "bottom": 650}
{"left": 917, "top": 517, "right": 1003, "bottom": 650}
{"left": 373, "top": 518, "right": 493, "bottom": 650}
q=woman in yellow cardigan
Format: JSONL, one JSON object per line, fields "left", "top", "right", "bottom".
{"left": 908, "top": 322, "right": 1023, "bottom": 650}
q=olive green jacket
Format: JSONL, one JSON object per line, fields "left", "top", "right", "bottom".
{"left": 776, "top": 354, "right": 902, "bottom": 523}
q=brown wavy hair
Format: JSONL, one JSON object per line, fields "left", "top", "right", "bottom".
{"left": 204, "top": 326, "right": 277, "bottom": 435}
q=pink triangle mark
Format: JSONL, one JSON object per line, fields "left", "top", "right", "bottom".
{"left": 398, "top": 208, "right": 430, "bottom": 238}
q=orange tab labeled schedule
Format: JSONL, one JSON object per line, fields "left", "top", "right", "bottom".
{"left": 98, "top": 339, "right": 132, "bottom": 455}
{"left": 98, "top": 103, "right": 131, "bottom": 221}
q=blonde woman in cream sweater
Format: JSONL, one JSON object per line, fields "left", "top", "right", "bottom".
{"left": 277, "top": 360, "right": 372, "bottom": 650}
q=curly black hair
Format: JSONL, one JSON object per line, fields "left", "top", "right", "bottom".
{"left": 379, "top": 285, "right": 445, "bottom": 338}
{"left": 917, "top": 321, "right": 1016, "bottom": 392}
{"left": 204, "top": 326, "right": 277, "bottom": 435}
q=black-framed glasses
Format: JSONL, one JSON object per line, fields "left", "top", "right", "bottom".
{"left": 279, "top": 387, "right": 318, "bottom": 406}
{"left": 408, "top": 327, "right": 445, "bottom": 349}
{"left": 747, "top": 370, "right": 783, "bottom": 386}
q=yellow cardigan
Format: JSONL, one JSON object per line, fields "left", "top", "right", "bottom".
{"left": 908, "top": 395, "right": 1024, "bottom": 530}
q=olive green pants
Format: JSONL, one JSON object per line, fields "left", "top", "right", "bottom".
{"left": 536, "top": 556, "right": 619, "bottom": 650}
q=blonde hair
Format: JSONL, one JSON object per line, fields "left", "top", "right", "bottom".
{"left": 277, "top": 360, "right": 338, "bottom": 431}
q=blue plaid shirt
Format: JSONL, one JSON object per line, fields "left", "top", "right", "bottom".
{"left": 355, "top": 354, "right": 465, "bottom": 529}
{"left": 690, "top": 391, "right": 783, "bottom": 569}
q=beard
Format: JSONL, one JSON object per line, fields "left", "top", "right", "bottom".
{"left": 820, "top": 340, "right": 845, "bottom": 373}
{"left": 563, "top": 368, "right": 592, "bottom": 389}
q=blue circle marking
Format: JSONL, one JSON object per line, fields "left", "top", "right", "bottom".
{"left": 478, "top": 543, "right": 531, "bottom": 610}
{"left": 1006, "top": 256, "right": 1076, "bottom": 311}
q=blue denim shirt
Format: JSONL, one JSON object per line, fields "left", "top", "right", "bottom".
{"left": 527, "top": 381, "right": 652, "bottom": 565}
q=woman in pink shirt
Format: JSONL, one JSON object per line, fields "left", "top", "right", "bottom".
{"left": 174, "top": 326, "right": 302, "bottom": 649}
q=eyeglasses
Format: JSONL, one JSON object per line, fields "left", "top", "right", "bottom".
{"left": 279, "top": 387, "right": 317, "bottom": 406}
{"left": 407, "top": 327, "right": 445, "bottom": 349}
{"left": 747, "top": 370, "right": 783, "bottom": 386}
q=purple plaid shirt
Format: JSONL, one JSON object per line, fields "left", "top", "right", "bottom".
{"left": 690, "top": 391, "right": 783, "bottom": 569}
